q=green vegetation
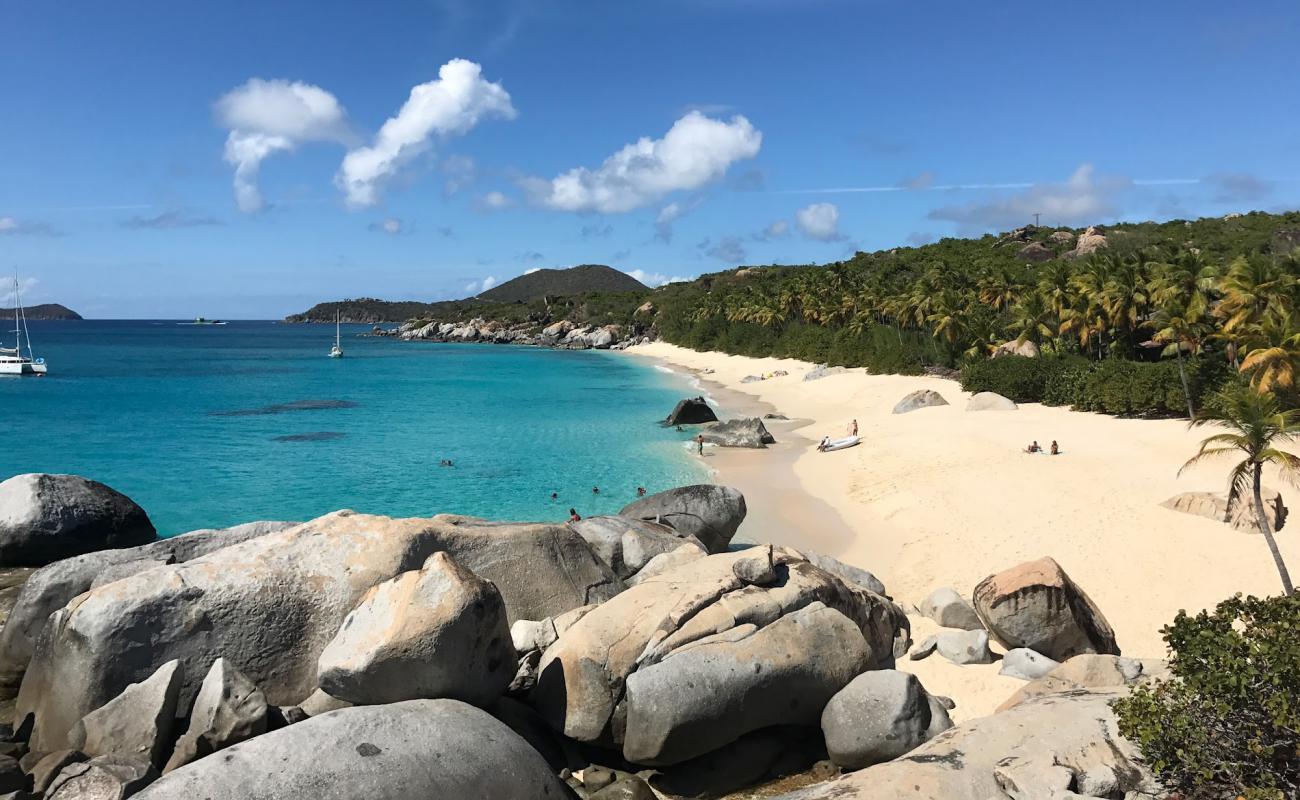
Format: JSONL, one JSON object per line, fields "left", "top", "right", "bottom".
{"left": 1113, "top": 593, "right": 1300, "bottom": 799}
{"left": 0, "top": 303, "right": 81, "bottom": 320}
{"left": 476, "top": 264, "right": 647, "bottom": 302}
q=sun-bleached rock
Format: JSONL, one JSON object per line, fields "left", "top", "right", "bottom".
{"left": 619, "top": 485, "right": 746, "bottom": 553}
{"left": 917, "top": 586, "right": 982, "bottom": 630}
{"left": 1161, "top": 489, "right": 1287, "bottom": 532}
{"left": 892, "top": 389, "right": 949, "bottom": 414}
{"left": 163, "top": 658, "right": 267, "bottom": 773}
{"left": 973, "top": 557, "right": 1119, "bottom": 662}
{"left": 67, "top": 660, "right": 182, "bottom": 771}
{"left": 965, "top": 391, "right": 1017, "bottom": 411}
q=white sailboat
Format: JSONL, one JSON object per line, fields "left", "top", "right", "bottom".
{"left": 0, "top": 275, "right": 47, "bottom": 376}
{"left": 328, "top": 311, "right": 343, "bottom": 358}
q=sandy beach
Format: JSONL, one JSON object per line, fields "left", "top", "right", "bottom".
{"left": 628, "top": 341, "right": 1300, "bottom": 718}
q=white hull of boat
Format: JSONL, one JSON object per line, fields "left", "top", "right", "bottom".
{"left": 0, "top": 360, "right": 46, "bottom": 376}
{"left": 819, "top": 435, "right": 859, "bottom": 452}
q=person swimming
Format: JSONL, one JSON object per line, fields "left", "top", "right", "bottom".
{"left": 550, "top": 491, "right": 558, "bottom": 501}
{"left": 636, "top": 486, "right": 647, "bottom": 497}
{"left": 569, "top": 508, "right": 581, "bottom": 522}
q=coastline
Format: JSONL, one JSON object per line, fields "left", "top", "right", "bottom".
{"left": 623, "top": 341, "right": 1300, "bottom": 718}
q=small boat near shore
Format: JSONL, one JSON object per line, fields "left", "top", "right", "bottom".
{"left": 0, "top": 275, "right": 47, "bottom": 376}
{"left": 818, "top": 435, "right": 859, "bottom": 452}
{"left": 328, "top": 311, "right": 343, "bottom": 358}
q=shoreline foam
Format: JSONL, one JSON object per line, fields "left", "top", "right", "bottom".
{"left": 624, "top": 341, "right": 1300, "bottom": 718}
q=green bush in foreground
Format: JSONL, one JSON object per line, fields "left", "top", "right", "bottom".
{"left": 1112, "top": 594, "right": 1300, "bottom": 799}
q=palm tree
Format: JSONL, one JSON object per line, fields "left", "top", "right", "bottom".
{"left": 1181, "top": 385, "right": 1300, "bottom": 595}
{"left": 1239, "top": 311, "right": 1300, "bottom": 394}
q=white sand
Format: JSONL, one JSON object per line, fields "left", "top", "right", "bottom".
{"left": 627, "top": 342, "right": 1299, "bottom": 718}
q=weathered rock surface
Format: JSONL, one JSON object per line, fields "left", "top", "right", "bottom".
{"left": 1069, "top": 225, "right": 1108, "bottom": 258}
{"left": 566, "top": 516, "right": 704, "bottom": 580}
{"left": 999, "top": 648, "right": 1060, "bottom": 681}
{"left": 933, "top": 629, "right": 995, "bottom": 665}
{"left": 918, "top": 586, "right": 982, "bottom": 630}
{"left": 1161, "top": 489, "right": 1288, "bottom": 532}
{"left": 0, "top": 520, "right": 296, "bottom": 699}
{"left": 45, "top": 756, "right": 156, "bottom": 800}
{"left": 700, "top": 418, "right": 776, "bottom": 448}
{"left": 317, "top": 552, "right": 514, "bottom": 707}
{"left": 1016, "top": 242, "right": 1054, "bottom": 263}
{"left": 798, "top": 551, "right": 887, "bottom": 596}
{"left": 67, "top": 660, "right": 182, "bottom": 770}
{"left": 892, "top": 390, "right": 948, "bottom": 415}
{"left": 665, "top": 397, "right": 717, "bottom": 426}
{"left": 966, "top": 391, "right": 1018, "bottom": 411}
{"left": 619, "top": 485, "right": 746, "bottom": 554}
{"left": 774, "top": 690, "right": 1155, "bottom": 800}
{"left": 590, "top": 775, "right": 655, "bottom": 800}
{"left": 973, "top": 557, "right": 1120, "bottom": 661}
{"left": 31, "top": 751, "right": 89, "bottom": 794}
{"left": 998, "top": 653, "right": 1168, "bottom": 711}
{"left": 0, "top": 755, "right": 24, "bottom": 794}
{"left": 803, "top": 364, "right": 847, "bottom": 382}
{"left": 625, "top": 544, "right": 708, "bottom": 586}
{"left": 16, "top": 511, "right": 620, "bottom": 752}
{"left": 131, "top": 700, "right": 574, "bottom": 800}
{"left": 992, "top": 339, "right": 1041, "bottom": 358}
{"left": 1049, "top": 230, "right": 1075, "bottom": 246}
{"left": 0, "top": 474, "right": 156, "bottom": 568}
{"left": 821, "top": 670, "right": 951, "bottom": 770}
{"left": 532, "top": 546, "right": 908, "bottom": 765}
{"left": 649, "top": 726, "right": 827, "bottom": 798}
{"left": 163, "top": 658, "right": 266, "bottom": 774}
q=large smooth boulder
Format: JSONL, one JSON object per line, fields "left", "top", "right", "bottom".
{"left": 665, "top": 397, "right": 717, "bottom": 426}
{"left": 965, "top": 392, "right": 1017, "bottom": 411}
{"left": 0, "top": 475, "right": 156, "bottom": 568}
{"left": 999, "top": 648, "right": 1060, "bottom": 681}
{"left": 821, "top": 670, "right": 951, "bottom": 770}
{"left": 773, "top": 690, "right": 1156, "bottom": 800}
{"left": 892, "top": 390, "right": 949, "bottom": 415}
{"left": 933, "top": 629, "right": 995, "bottom": 665}
{"left": 16, "top": 511, "right": 621, "bottom": 752}
{"left": 0, "top": 520, "right": 296, "bottom": 699}
{"left": 917, "top": 587, "right": 982, "bottom": 630}
{"left": 998, "top": 653, "right": 1168, "bottom": 711}
{"left": 804, "top": 364, "right": 847, "bottom": 382}
{"left": 1016, "top": 242, "right": 1054, "bottom": 263}
{"left": 798, "top": 551, "right": 886, "bottom": 596}
{"left": 619, "top": 485, "right": 746, "bottom": 554}
{"left": 973, "top": 557, "right": 1120, "bottom": 661}
{"left": 566, "top": 517, "right": 704, "bottom": 580}
{"left": 532, "top": 546, "right": 908, "bottom": 765}
{"left": 163, "top": 658, "right": 267, "bottom": 773}
{"left": 992, "top": 339, "right": 1040, "bottom": 358}
{"left": 45, "top": 755, "right": 156, "bottom": 800}
{"left": 1161, "top": 489, "right": 1287, "bottom": 532}
{"left": 68, "top": 660, "right": 182, "bottom": 770}
{"left": 131, "top": 700, "right": 574, "bottom": 800}
{"left": 700, "top": 418, "right": 776, "bottom": 448}
{"left": 317, "top": 552, "right": 514, "bottom": 707}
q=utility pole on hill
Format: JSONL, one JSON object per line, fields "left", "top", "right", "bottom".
{"left": 1033, "top": 212, "right": 1041, "bottom": 228}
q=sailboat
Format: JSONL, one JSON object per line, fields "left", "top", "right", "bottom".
{"left": 0, "top": 275, "right": 47, "bottom": 376}
{"left": 328, "top": 311, "right": 344, "bottom": 358}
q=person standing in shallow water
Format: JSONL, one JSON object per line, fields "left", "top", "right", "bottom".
{"left": 696, "top": 434, "right": 705, "bottom": 456}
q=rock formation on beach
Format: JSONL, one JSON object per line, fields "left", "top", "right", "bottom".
{"left": 0, "top": 474, "right": 1166, "bottom": 799}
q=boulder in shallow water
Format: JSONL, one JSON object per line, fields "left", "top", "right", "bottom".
{"left": 619, "top": 485, "right": 746, "bottom": 553}
{"left": 15, "top": 511, "right": 620, "bottom": 752}
{"left": 163, "top": 658, "right": 267, "bottom": 774}
{"left": 130, "top": 700, "right": 573, "bottom": 800}
{"left": 965, "top": 391, "right": 1017, "bottom": 411}
{"left": 67, "top": 660, "right": 182, "bottom": 771}
{"left": 664, "top": 397, "right": 717, "bottom": 426}
{"left": 0, "top": 520, "right": 296, "bottom": 701}
{"left": 892, "top": 390, "right": 948, "bottom": 415}
{"left": 821, "top": 670, "right": 952, "bottom": 770}
{"left": 700, "top": 418, "right": 777, "bottom": 448}
{"left": 973, "top": 556, "right": 1119, "bottom": 661}
{"left": 0, "top": 474, "right": 156, "bottom": 568}
{"left": 317, "top": 551, "right": 514, "bottom": 707}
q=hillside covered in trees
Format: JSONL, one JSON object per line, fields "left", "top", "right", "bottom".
{"left": 0, "top": 303, "right": 82, "bottom": 320}
{"left": 477, "top": 264, "right": 646, "bottom": 302}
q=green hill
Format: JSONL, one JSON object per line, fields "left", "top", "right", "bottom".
{"left": 476, "top": 264, "right": 647, "bottom": 302}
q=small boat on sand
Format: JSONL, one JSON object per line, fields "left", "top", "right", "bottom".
{"left": 818, "top": 435, "right": 859, "bottom": 452}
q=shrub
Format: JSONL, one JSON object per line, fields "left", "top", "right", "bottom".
{"left": 959, "top": 355, "right": 1088, "bottom": 403}
{"left": 1112, "top": 594, "right": 1300, "bottom": 799}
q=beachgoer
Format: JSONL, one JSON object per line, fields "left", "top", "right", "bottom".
{"left": 849, "top": 419, "right": 858, "bottom": 436}
{"left": 676, "top": 425, "right": 684, "bottom": 432}
{"left": 637, "top": 486, "right": 647, "bottom": 497}
{"left": 550, "top": 491, "right": 558, "bottom": 501}
{"left": 1050, "top": 440, "right": 1059, "bottom": 455}
{"left": 569, "top": 508, "right": 581, "bottom": 522}
{"left": 1025, "top": 441, "right": 1040, "bottom": 454}
{"left": 818, "top": 435, "right": 830, "bottom": 452}
{"left": 696, "top": 434, "right": 704, "bottom": 456}
{"left": 592, "top": 486, "right": 600, "bottom": 495}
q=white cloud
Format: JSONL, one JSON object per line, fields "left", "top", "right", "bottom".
{"left": 0, "top": 216, "right": 59, "bottom": 236}
{"left": 625, "top": 269, "right": 690, "bottom": 287}
{"left": 927, "top": 163, "right": 1129, "bottom": 230}
{"left": 754, "top": 219, "right": 789, "bottom": 241}
{"left": 368, "top": 217, "right": 404, "bottom": 235}
{"left": 464, "top": 275, "right": 498, "bottom": 294}
{"left": 795, "top": 202, "right": 844, "bottom": 241}
{"left": 478, "top": 190, "right": 514, "bottom": 211}
{"left": 215, "top": 79, "right": 350, "bottom": 212}
{"left": 523, "top": 111, "right": 762, "bottom": 213}
{"left": 1, "top": 277, "right": 38, "bottom": 305}
{"left": 0, "top": 217, "right": 15, "bottom": 232}
{"left": 337, "top": 59, "right": 516, "bottom": 208}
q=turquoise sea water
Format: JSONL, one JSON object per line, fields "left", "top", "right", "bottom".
{"left": 4, "top": 321, "right": 706, "bottom": 535}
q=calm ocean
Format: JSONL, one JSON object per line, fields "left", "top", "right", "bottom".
{"left": 6, "top": 321, "right": 707, "bottom": 535}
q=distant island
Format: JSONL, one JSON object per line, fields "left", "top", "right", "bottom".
{"left": 285, "top": 264, "right": 648, "bottom": 324}
{"left": 0, "top": 303, "right": 82, "bottom": 321}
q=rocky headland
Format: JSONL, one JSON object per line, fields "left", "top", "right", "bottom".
{"left": 0, "top": 472, "right": 1167, "bottom": 799}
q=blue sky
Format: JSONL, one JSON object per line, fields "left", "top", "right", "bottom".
{"left": 2, "top": 0, "right": 1299, "bottom": 318}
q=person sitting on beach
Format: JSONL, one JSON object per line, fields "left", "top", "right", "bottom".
{"left": 1024, "top": 441, "right": 1040, "bottom": 453}
{"left": 818, "top": 435, "right": 831, "bottom": 452}
{"left": 1050, "top": 440, "right": 1059, "bottom": 455}
{"left": 569, "top": 508, "right": 581, "bottom": 522}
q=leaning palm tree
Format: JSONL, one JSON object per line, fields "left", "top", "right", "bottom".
{"left": 1181, "top": 384, "right": 1300, "bottom": 595}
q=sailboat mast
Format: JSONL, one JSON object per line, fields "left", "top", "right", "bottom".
{"left": 17, "top": 276, "right": 33, "bottom": 361}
